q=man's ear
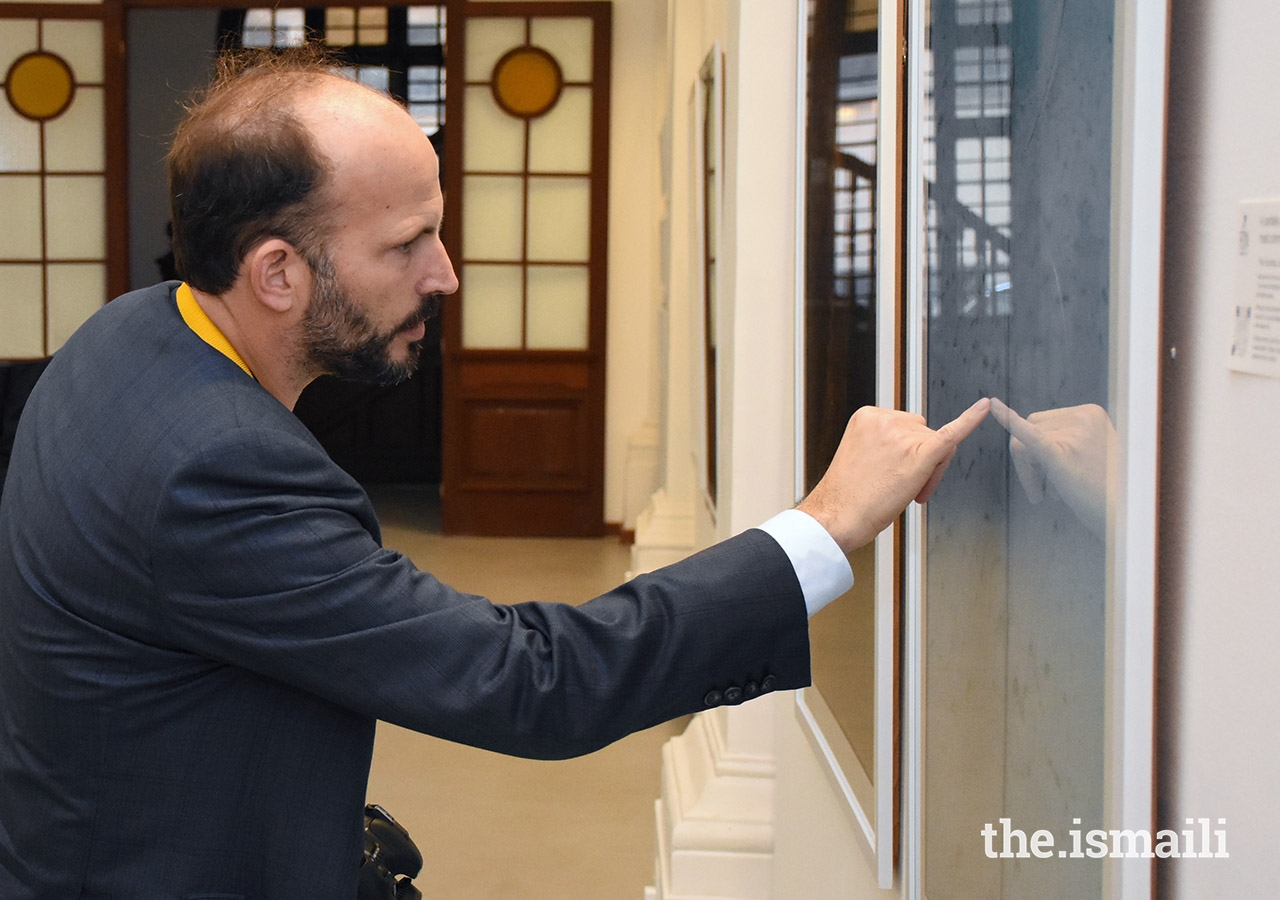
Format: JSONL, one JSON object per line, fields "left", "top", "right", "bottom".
{"left": 244, "top": 238, "right": 308, "bottom": 314}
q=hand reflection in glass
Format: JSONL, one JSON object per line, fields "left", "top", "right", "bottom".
{"left": 989, "top": 398, "right": 1116, "bottom": 539}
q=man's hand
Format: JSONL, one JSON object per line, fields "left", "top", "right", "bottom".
{"left": 797, "top": 399, "right": 990, "bottom": 554}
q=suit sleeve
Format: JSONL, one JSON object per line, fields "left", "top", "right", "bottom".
{"left": 149, "top": 423, "right": 811, "bottom": 760}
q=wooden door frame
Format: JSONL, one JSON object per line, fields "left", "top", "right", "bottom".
{"left": 440, "top": 0, "right": 611, "bottom": 535}
{"left": 0, "top": 2, "right": 127, "bottom": 337}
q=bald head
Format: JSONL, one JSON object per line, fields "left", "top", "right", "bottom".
{"left": 167, "top": 50, "right": 432, "bottom": 296}
{"left": 297, "top": 77, "right": 443, "bottom": 239}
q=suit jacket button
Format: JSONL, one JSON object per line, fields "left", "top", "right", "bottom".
{"left": 761, "top": 675, "right": 777, "bottom": 692}
{"left": 744, "top": 680, "right": 760, "bottom": 698}
{"left": 724, "top": 686, "right": 743, "bottom": 704}
{"left": 703, "top": 689, "right": 723, "bottom": 707}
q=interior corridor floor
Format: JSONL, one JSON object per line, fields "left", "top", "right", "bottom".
{"left": 363, "top": 485, "right": 687, "bottom": 900}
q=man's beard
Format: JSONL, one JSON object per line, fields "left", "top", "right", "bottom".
{"left": 300, "top": 252, "right": 440, "bottom": 387}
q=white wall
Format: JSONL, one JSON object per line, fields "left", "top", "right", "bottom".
{"left": 1160, "top": 0, "right": 1280, "bottom": 895}
{"left": 602, "top": 0, "right": 666, "bottom": 527}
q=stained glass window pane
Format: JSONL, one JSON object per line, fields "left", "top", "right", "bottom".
{"left": 529, "top": 86, "right": 591, "bottom": 174}
{"left": 45, "top": 86, "right": 104, "bottom": 172}
{"left": 529, "top": 18, "right": 592, "bottom": 82}
{"left": 461, "top": 264, "right": 523, "bottom": 349}
{"left": 526, "top": 177, "right": 590, "bottom": 262}
{"left": 43, "top": 19, "right": 103, "bottom": 83}
{"left": 463, "top": 85, "right": 524, "bottom": 172}
{"left": 0, "top": 19, "right": 38, "bottom": 74}
{"left": 45, "top": 176, "right": 105, "bottom": 259}
{"left": 0, "top": 177, "right": 42, "bottom": 258}
{"left": 462, "top": 175, "right": 523, "bottom": 261}
{"left": 0, "top": 264, "right": 44, "bottom": 358}
{"left": 526, "top": 265, "right": 588, "bottom": 350}
{"left": 0, "top": 104, "right": 40, "bottom": 172}
{"left": 465, "top": 17, "right": 524, "bottom": 83}
{"left": 47, "top": 263, "right": 105, "bottom": 351}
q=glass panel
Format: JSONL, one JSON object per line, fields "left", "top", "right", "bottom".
{"left": 461, "top": 264, "right": 523, "bottom": 349}
{"left": 919, "top": 1, "right": 1113, "bottom": 898}
{"left": 408, "top": 6, "right": 444, "bottom": 46}
{"left": 354, "top": 66, "right": 389, "bottom": 94}
{"left": 0, "top": 177, "right": 42, "bottom": 258}
{"left": 356, "top": 7, "right": 387, "bottom": 45}
{"left": 492, "top": 47, "right": 561, "bottom": 118}
{"left": 243, "top": 8, "right": 305, "bottom": 47}
{"left": 0, "top": 105, "right": 40, "bottom": 172}
{"left": 0, "top": 264, "right": 44, "bottom": 358}
{"left": 326, "top": 6, "right": 356, "bottom": 49}
{"left": 529, "top": 86, "right": 591, "bottom": 174}
{"left": 273, "top": 9, "right": 306, "bottom": 46}
{"left": 464, "top": 17, "right": 525, "bottom": 83}
{"left": 0, "top": 19, "right": 38, "bottom": 76}
{"left": 462, "top": 85, "right": 524, "bottom": 173}
{"left": 45, "top": 86, "right": 104, "bottom": 172}
{"left": 42, "top": 20, "right": 103, "bottom": 84}
{"left": 45, "top": 176, "right": 105, "bottom": 259}
{"left": 529, "top": 17, "right": 593, "bottom": 82}
{"left": 242, "top": 9, "right": 275, "bottom": 47}
{"left": 462, "top": 175, "right": 523, "bottom": 261}
{"left": 526, "top": 265, "right": 588, "bottom": 350}
{"left": 526, "top": 177, "right": 589, "bottom": 262}
{"left": 408, "top": 65, "right": 445, "bottom": 134}
{"left": 46, "top": 263, "right": 104, "bottom": 352}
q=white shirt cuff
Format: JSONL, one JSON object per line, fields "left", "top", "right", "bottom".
{"left": 756, "top": 508, "right": 853, "bottom": 617}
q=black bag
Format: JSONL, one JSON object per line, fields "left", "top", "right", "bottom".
{"left": 358, "top": 804, "right": 423, "bottom": 900}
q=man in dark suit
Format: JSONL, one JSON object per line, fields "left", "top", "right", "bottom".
{"left": 0, "top": 52, "right": 986, "bottom": 898}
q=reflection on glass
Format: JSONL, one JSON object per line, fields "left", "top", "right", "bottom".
{"left": 802, "top": 0, "right": 880, "bottom": 785}
{"left": 920, "top": 1, "right": 1113, "bottom": 898}
{"left": 990, "top": 399, "right": 1116, "bottom": 539}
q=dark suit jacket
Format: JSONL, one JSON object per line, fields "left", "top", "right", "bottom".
{"left": 0, "top": 283, "right": 811, "bottom": 899}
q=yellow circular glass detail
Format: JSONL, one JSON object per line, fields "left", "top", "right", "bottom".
{"left": 492, "top": 46, "right": 563, "bottom": 119}
{"left": 5, "top": 51, "right": 76, "bottom": 122}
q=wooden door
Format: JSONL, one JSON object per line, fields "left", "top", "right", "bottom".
{"left": 441, "top": 2, "right": 610, "bottom": 536}
{"left": 0, "top": 5, "right": 123, "bottom": 362}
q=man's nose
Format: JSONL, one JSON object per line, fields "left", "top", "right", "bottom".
{"left": 423, "top": 245, "right": 458, "bottom": 297}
